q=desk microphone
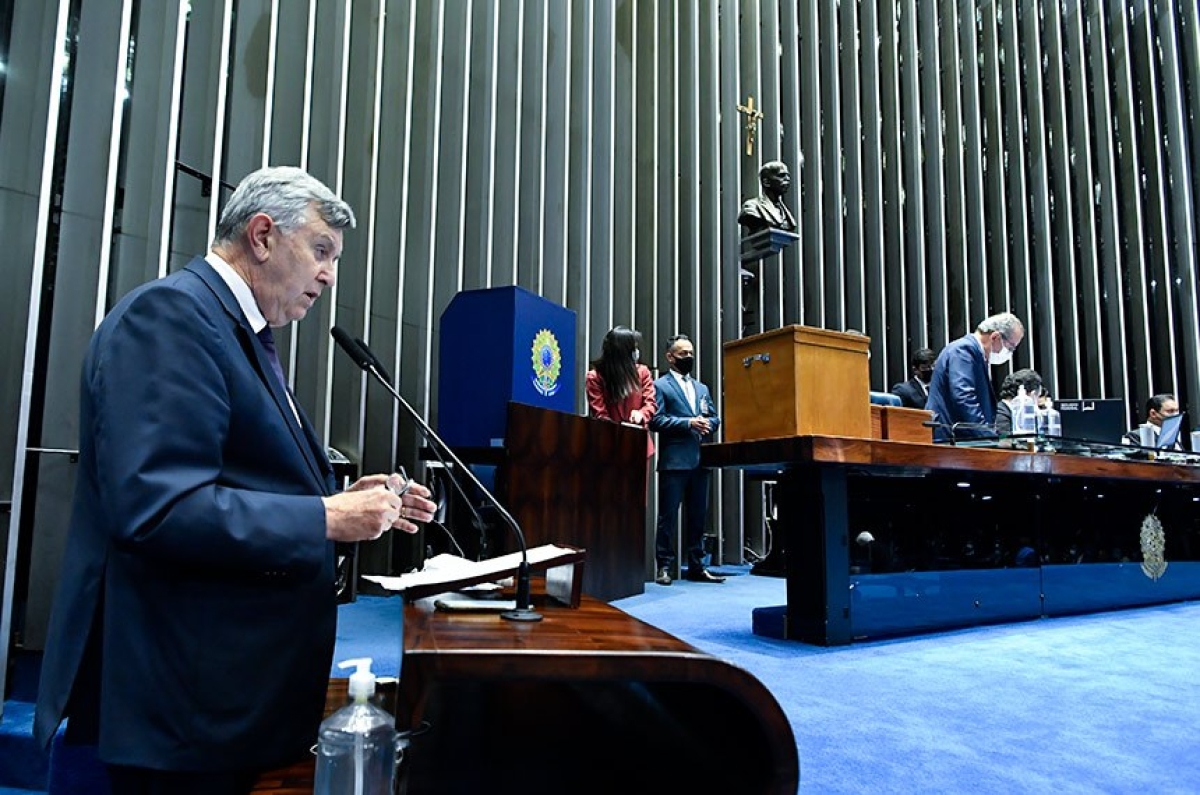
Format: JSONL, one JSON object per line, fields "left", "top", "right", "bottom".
{"left": 921, "top": 418, "right": 997, "bottom": 445}
{"left": 331, "top": 326, "right": 542, "bottom": 622}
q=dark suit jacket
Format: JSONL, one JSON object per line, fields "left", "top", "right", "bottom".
{"left": 1122, "top": 425, "right": 1183, "bottom": 450}
{"left": 649, "top": 373, "right": 720, "bottom": 471}
{"left": 890, "top": 377, "right": 929, "bottom": 409}
{"left": 924, "top": 334, "right": 997, "bottom": 442}
{"left": 35, "top": 258, "right": 339, "bottom": 773}
{"left": 994, "top": 401, "right": 1014, "bottom": 436}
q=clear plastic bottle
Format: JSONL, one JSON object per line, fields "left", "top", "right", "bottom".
{"left": 1037, "top": 401, "right": 1062, "bottom": 437}
{"left": 314, "top": 658, "right": 397, "bottom": 795}
{"left": 1011, "top": 385, "right": 1037, "bottom": 436}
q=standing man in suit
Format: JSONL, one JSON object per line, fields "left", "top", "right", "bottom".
{"left": 890, "top": 347, "right": 936, "bottom": 408}
{"left": 650, "top": 334, "right": 724, "bottom": 585}
{"left": 925, "top": 311, "right": 1025, "bottom": 442}
{"left": 35, "top": 166, "right": 437, "bottom": 795}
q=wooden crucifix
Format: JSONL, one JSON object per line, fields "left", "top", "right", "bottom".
{"left": 737, "top": 95, "right": 765, "bottom": 156}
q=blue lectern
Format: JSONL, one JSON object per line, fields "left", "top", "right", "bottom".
{"left": 437, "top": 286, "right": 576, "bottom": 448}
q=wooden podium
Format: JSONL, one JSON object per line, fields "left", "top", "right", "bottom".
{"left": 252, "top": 594, "right": 799, "bottom": 793}
{"left": 722, "top": 325, "right": 872, "bottom": 442}
{"left": 448, "top": 401, "right": 648, "bottom": 602}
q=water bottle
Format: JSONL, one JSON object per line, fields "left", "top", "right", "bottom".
{"left": 1037, "top": 401, "right": 1062, "bottom": 437}
{"left": 1011, "top": 385, "right": 1037, "bottom": 436}
{"left": 1041, "top": 408, "right": 1060, "bottom": 439}
{"left": 314, "top": 658, "right": 397, "bottom": 795}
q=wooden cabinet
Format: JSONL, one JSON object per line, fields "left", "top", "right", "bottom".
{"left": 871, "top": 405, "right": 935, "bottom": 443}
{"left": 721, "top": 325, "right": 871, "bottom": 442}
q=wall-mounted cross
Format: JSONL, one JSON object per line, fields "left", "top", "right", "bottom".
{"left": 737, "top": 95, "right": 765, "bottom": 156}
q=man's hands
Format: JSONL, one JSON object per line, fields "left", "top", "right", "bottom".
{"left": 323, "top": 472, "right": 438, "bottom": 542}
{"left": 689, "top": 416, "right": 713, "bottom": 436}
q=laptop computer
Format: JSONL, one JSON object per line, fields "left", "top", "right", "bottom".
{"left": 1156, "top": 411, "right": 1185, "bottom": 450}
{"left": 1057, "top": 398, "right": 1127, "bottom": 445}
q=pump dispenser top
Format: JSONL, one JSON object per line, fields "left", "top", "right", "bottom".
{"left": 313, "top": 657, "right": 397, "bottom": 795}
{"left": 340, "top": 657, "right": 376, "bottom": 702}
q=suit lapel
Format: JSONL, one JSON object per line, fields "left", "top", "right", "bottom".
{"left": 667, "top": 374, "right": 697, "bottom": 415}
{"left": 187, "top": 259, "right": 332, "bottom": 494}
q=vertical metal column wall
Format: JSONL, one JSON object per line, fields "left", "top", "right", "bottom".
{"left": 2, "top": 0, "right": 1199, "bottom": 698}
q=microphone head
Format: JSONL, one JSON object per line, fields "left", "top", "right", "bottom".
{"left": 330, "top": 326, "right": 372, "bottom": 370}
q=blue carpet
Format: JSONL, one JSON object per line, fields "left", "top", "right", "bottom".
{"left": 0, "top": 700, "right": 49, "bottom": 791}
{"left": 331, "top": 594, "right": 404, "bottom": 678}
{"left": 613, "top": 567, "right": 1200, "bottom": 794}
{"left": 8, "top": 577, "right": 1200, "bottom": 793}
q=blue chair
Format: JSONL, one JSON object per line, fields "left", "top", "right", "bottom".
{"left": 869, "top": 391, "right": 902, "bottom": 407}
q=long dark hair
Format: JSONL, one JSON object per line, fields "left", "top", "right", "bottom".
{"left": 591, "top": 326, "right": 642, "bottom": 406}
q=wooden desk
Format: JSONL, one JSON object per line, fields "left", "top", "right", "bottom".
{"left": 704, "top": 435, "right": 1200, "bottom": 646}
{"left": 254, "top": 594, "right": 799, "bottom": 793}
{"left": 447, "top": 402, "right": 649, "bottom": 602}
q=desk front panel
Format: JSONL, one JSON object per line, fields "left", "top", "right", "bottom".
{"left": 704, "top": 436, "right": 1200, "bottom": 642}
{"left": 843, "top": 468, "right": 1200, "bottom": 639}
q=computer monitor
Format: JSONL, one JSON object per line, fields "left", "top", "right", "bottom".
{"left": 1157, "top": 411, "right": 1185, "bottom": 450}
{"left": 1057, "top": 398, "right": 1127, "bottom": 445}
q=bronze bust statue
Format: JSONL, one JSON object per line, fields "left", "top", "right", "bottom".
{"left": 738, "top": 160, "right": 797, "bottom": 236}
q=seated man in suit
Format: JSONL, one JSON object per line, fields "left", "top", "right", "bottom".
{"left": 890, "top": 347, "right": 936, "bottom": 409}
{"left": 1122, "top": 393, "right": 1182, "bottom": 449}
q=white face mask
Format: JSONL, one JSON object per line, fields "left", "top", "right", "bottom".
{"left": 988, "top": 340, "right": 1013, "bottom": 366}
{"left": 632, "top": 348, "right": 640, "bottom": 363}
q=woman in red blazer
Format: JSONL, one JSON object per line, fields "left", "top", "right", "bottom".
{"left": 585, "top": 325, "right": 657, "bottom": 457}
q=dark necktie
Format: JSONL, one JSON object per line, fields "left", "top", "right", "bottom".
{"left": 257, "top": 326, "right": 288, "bottom": 391}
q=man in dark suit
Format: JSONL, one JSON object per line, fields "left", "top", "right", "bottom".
{"left": 925, "top": 311, "right": 1024, "bottom": 443}
{"left": 650, "top": 334, "right": 724, "bottom": 585}
{"left": 890, "top": 347, "right": 936, "bottom": 409}
{"left": 1122, "top": 393, "right": 1183, "bottom": 449}
{"left": 34, "top": 167, "right": 437, "bottom": 795}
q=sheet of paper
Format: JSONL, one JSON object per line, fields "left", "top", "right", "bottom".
{"left": 362, "top": 543, "right": 579, "bottom": 594}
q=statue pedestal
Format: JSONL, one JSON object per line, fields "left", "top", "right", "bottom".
{"left": 739, "top": 227, "right": 800, "bottom": 264}
{"left": 738, "top": 227, "right": 800, "bottom": 337}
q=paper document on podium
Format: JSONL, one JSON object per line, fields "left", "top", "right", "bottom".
{"left": 362, "top": 543, "right": 586, "bottom": 606}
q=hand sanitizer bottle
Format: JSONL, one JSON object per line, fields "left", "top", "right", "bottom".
{"left": 314, "top": 658, "right": 397, "bottom": 795}
{"left": 1012, "top": 385, "right": 1037, "bottom": 436}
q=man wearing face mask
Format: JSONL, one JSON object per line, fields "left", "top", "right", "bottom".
{"left": 925, "top": 312, "right": 1025, "bottom": 443}
{"left": 890, "top": 347, "right": 937, "bottom": 409}
{"left": 649, "top": 334, "right": 724, "bottom": 585}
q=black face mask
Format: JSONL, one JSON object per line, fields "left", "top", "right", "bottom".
{"left": 674, "top": 356, "right": 695, "bottom": 375}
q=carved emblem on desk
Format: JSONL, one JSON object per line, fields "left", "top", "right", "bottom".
{"left": 1140, "top": 514, "right": 1168, "bottom": 581}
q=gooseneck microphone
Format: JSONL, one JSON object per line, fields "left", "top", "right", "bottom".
{"left": 353, "top": 337, "right": 486, "bottom": 550}
{"left": 921, "top": 418, "right": 999, "bottom": 445}
{"left": 330, "top": 326, "right": 542, "bottom": 622}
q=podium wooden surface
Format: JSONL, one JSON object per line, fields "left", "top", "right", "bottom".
{"left": 722, "top": 325, "right": 871, "bottom": 442}
{"left": 451, "top": 401, "right": 648, "bottom": 601}
{"left": 252, "top": 594, "right": 799, "bottom": 793}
